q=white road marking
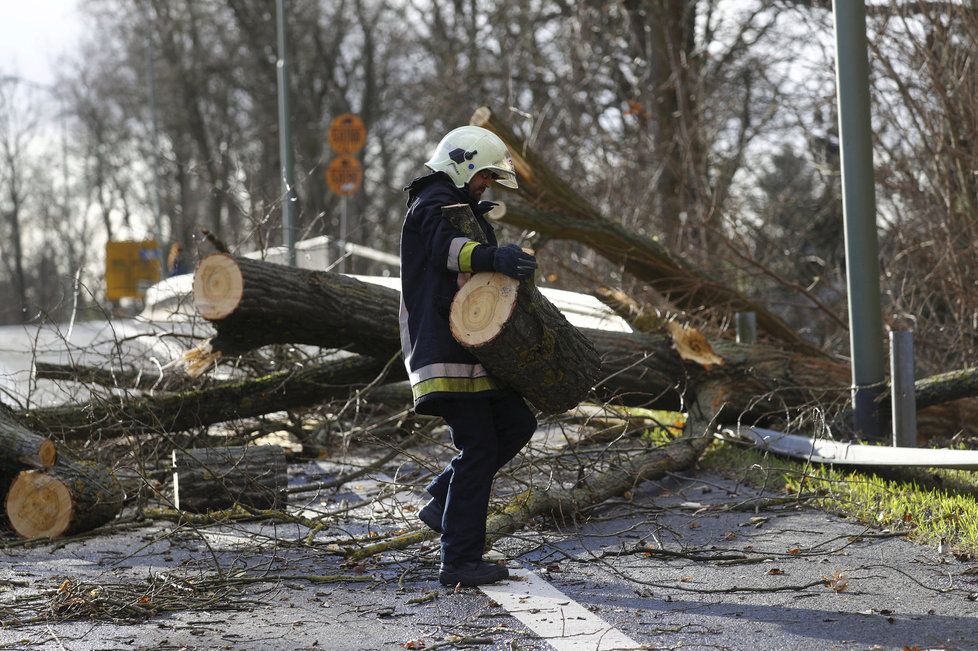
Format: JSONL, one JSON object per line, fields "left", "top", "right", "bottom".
{"left": 303, "top": 464, "right": 642, "bottom": 649}
{"left": 480, "top": 567, "right": 643, "bottom": 650}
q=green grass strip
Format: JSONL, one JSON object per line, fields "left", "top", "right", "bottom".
{"left": 702, "top": 441, "right": 978, "bottom": 557}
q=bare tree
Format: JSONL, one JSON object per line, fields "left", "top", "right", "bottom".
{"left": 0, "top": 78, "right": 42, "bottom": 323}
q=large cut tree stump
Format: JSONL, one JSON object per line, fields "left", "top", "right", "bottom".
{"left": 5, "top": 459, "right": 124, "bottom": 539}
{"left": 172, "top": 445, "right": 287, "bottom": 513}
{"left": 444, "top": 203, "right": 602, "bottom": 413}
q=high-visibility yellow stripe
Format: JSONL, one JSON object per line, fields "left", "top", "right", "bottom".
{"left": 412, "top": 375, "right": 499, "bottom": 401}
{"left": 458, "top": 241, "right": 480, "bottom": 273}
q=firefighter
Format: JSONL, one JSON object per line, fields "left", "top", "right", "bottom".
{"left": 399, "top": 125, "right": 538, "bottom": 586}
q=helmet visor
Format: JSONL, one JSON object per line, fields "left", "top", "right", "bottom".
{"left": 485, "top": 158, "right": 518, "bottom": 189}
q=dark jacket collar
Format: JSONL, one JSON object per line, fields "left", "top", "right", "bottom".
{"left": 404, "top": 171, "right": 496, "bottom": 216}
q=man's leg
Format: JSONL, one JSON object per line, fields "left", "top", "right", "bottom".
{"left": 491, "top": 391, "right": 537, "bottom": 469}
{"left": 421, "top": 391, "right": 535, "bottom": 533}
{"left": 438, "top": 397, "right": 497, "bottom": 564}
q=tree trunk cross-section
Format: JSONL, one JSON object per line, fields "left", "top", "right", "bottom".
{"left": 5, "top": 460, "right": 124, "bottom": 539}
{"left": 443, "top": 204, "right": 602, "bottom": 414}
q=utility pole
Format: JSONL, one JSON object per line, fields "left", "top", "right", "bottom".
{"left": 276, "top": 0, "right": 297, "bottom": 266}
{"left": 833, "top": 0, "right": 885, "bottom": 438}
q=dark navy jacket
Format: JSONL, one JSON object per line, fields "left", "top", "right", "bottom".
{"left": 399, "top": 172, "right": 502, "bottom": 415}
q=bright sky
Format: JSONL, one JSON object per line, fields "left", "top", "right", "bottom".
{"left": 0, "top": 0, "right": 82, "bottom": 86}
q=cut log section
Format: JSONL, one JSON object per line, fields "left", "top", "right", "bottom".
{"left": 172, "top": 445, "right": 287, "bottom": 513}
{"left": 444, "top": 203, "right": 602, "bottom": 414}
{"left": 450, "top": 272, "right": 519, "bottom": 346}
{"left": 0, "top": 403, "right": 56, "bottom": 470}
{"left": 192, "top": 252, "right": 401, "bottom": 357}
{"left": 5, "top": 461, "right": 124, "bottom": 539}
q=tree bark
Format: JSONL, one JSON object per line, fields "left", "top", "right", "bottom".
{"left": 0, "top": 403, "right": 57, "bottom": 470}
{"left": 172, "top": 445, "right": 287, "bottom": 513}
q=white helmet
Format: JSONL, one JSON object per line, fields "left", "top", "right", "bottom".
{"left": 424, "top": 126, "right": 518, "bottom": 189}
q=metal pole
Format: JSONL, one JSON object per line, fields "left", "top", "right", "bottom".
{"left": 148, "top": 33, "right": 166, "bottom": 276}
{"left": 890, "top": 329, "right": 917, "bottom": 447}
{"left": 276, "top": 0, "right": 297, "bottom": 266}
{"left": 735, "top": 312, "right": 757, "bottom": 345}
{"left": 338, "top": 197, "right": 348, "bottom": 274}
{"left": 833, "top": 0, "right": 885, "bottom": 438}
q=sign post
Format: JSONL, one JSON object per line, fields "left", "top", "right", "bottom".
{"left": 326, "top": 114, "right": 366, "bottom": 273}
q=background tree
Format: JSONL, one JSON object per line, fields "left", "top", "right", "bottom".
{"left": 4, "top": 0, "right": 975, "bottom": 386}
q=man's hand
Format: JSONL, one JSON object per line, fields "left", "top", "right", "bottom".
{"left": 492, "top": 244, "right": 537, "bottom": 280}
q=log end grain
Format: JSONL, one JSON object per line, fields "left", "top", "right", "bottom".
{"left": 193, "top": 253, "right": 244, "bottom": 320}
{"left": 5, "top": 470, "right": 73, "bottom": 539}
{"left": 38, "top": 439, "right": 57, "bottom": 467}
{"left": 450, "top": 272, "right": 520, "bottom": 347}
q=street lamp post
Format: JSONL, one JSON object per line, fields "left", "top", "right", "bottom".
{"left": 833, "top": 0, "right": 885, "bottom": 439}
{"left": 276, "top": 0, "right": 297, "bottom": 267}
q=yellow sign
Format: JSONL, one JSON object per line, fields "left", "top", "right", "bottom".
{"left": 105, "top": 240, "right": 161, "bottom": 301}
{"left": 326, "top": 155, "right": 363, "bottom": 196}
{"left": 328, "top": 113, "right": 366, "bottom": 154}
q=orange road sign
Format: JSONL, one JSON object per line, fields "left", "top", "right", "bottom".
{"left": 326, "top": 155, "right": 363, "bottom": 196}
{"left": 105, "top": 240, "right": 161, "bottom": 301}
{"left": 328, "top": 113, "right": 366, "bottom": 154}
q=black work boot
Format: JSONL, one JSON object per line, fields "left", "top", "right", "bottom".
{"left": 439, "top": 560, "right": 509, "bottom": 587}
{"left": 418, "top": 498, "right": 444, "bottom": 534}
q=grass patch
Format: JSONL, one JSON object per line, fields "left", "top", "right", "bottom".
{"left": 701, "top": 440, "right": 978, "bottom": 558}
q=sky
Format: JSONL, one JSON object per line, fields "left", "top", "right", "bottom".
{"left": 0, "top": 0, "right": 83, "bottom": 87}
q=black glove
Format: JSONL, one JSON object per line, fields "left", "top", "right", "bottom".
{"left": 492, "top": 244, "right": 537, "bottom": 280}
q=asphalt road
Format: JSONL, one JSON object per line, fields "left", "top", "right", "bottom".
{"left": 2, "top": 459, "right": 976, "bottom": 651}
{"left": 3, "top": 320, "right": 977, "bottom": 650}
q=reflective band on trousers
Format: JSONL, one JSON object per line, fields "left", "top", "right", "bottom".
{"left": 411, "top": 375, "right": 499, "bottom": 401}
{"left": 409, "top": 361, "right": 490, "bottom": 384}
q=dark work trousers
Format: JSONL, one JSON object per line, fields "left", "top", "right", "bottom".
{"left": 426, "top": 391, "right": 536, "bottom": 565}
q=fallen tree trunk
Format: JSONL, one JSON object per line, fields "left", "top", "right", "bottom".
{"left": 193, "top": 253, "right": 400, "bottom": 357}
{"left": 34, "top": 361, "right": 192, "bottom": 393}
{"left": 23, "top": 354, "right": 395, "bottom": 441}
{"left": 469, "top": 105, "right": 824, "bottom": 358}
{"left": 172, "top": 445, "right": 287, "bottom": 513}
{"left": 5, "top": 457, "right": 124, "bottom": 539}
{"left": 182, "top": 255, "right": 978, "bottom": 438}
{"left": 444, "top": 203, "right": 602, "bottom": 414}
